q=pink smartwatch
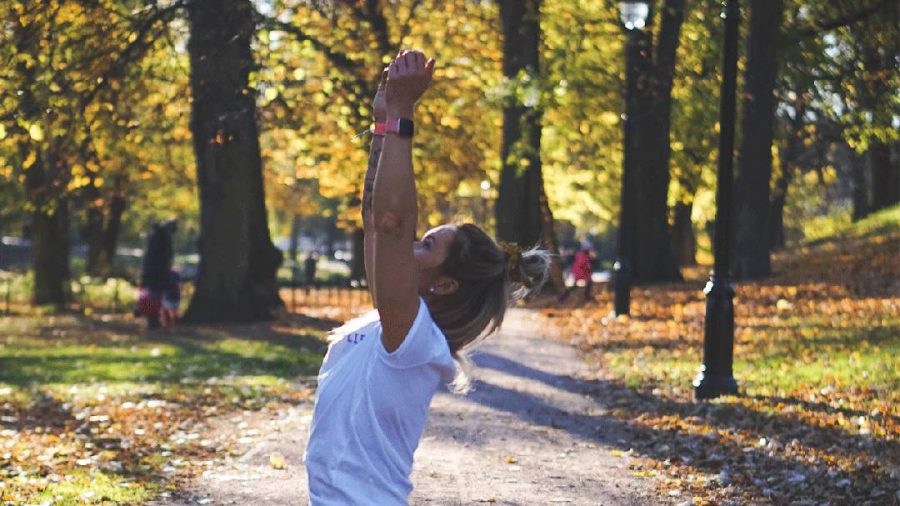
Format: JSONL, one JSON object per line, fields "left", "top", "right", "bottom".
{"left": 373, "top": 118, "right": 414, "bottom": 138}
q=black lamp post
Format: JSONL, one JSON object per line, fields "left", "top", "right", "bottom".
{"left": 480, "top": 180, "right": 491, "bottom": 227}
{"left": 694, "top": 0, "right": 740, "bottom": 400}
{"left": 614, "top": 0, "right": 649, "bottom": 316}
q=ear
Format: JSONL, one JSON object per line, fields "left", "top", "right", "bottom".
{"left": 433, "top": 275, "right": 459, "bottom": 296}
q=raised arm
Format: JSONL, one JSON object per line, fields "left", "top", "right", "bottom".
{"left": 362, "top": 69, "right": 388, "bottom": 308}
{"left": 372, "top": 51, "right": 434, "bottom": 352}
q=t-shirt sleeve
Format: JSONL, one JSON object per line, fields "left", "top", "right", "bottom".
{"left": 378, "top": 298, "right": 450, "bottom": 369}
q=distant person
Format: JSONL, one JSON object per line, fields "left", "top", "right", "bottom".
{"left": 137, "top": 220, "right": 177, "bottom": 329}
{"left": 304, "top": 252, "right": 318, "bottom": 293}
{"left": 160, "top": 269, "right": 181, "bottom": 327}
{"left": 558, "top": 239, "right": 594, "bottom": 302}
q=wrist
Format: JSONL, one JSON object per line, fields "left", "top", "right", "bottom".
{"left": 380, "top": 117, "right": 414, "bottom": 138}
{"left": 387, "top": 104, "right": 415, "bottom": 118}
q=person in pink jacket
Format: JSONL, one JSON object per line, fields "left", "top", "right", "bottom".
{"left": 559, "top": 240, "right": 594, "bottom": 302}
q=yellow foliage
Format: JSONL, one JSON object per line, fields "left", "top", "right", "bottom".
{"left": 28, "top": 124, "right": 44, "bottom": 141}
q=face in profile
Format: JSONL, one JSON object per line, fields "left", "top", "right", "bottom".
{"left": 413, "top": 224, "right": 459, "bottom": 296}
{"left": 413, "top": 224, "right": 457, "bottom": 271}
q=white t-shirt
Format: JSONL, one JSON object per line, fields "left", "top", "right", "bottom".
{"left": 305, "top": 298, "right": 456, "bottom": 505}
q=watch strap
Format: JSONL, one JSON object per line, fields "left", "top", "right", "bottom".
{"left": 386, "top": 117, "right": 414, "bottom": 138}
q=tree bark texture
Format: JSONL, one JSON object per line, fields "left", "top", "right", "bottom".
{"left": 634, "top": 0, "right": 685, "bottom": 283}
{"left": 768, "top": 107, "right": 803, "bottom": 251}
{"left": 351, "top": 227, "right": 365, "bottom": 285}
{"left": 16, "top": 19, "right": 70, "bottom": 306}
{"left": 102, "top": 193, "right": 126, "bottom": 274}
{"left": 671, "top": 201, "right": 696, "bottom": 266}
{"left": 850, "top": 147, "right": 870, "bottom": 222}
{"left": 869, "top": 141, "right": 899, "bottom": 213}
{"left": 31, "top": 198, "right": 70, "bottom": 306}
{"left": 84, "top": 181, "right": 125, "bottom": 278}
{"left": 496, "top": 0, "right": 546, "bottom": 249}
{"left": 538, "top": 189, "right": 566, "bottom": 293}
{"left": 733, "top": 0, "right": 784, "bottom": 280}
{"left": 183, "top": 0, "right": 283, "bottom": 322}
{"left": 85, "top": 204, "right": 105, "bottom": 276}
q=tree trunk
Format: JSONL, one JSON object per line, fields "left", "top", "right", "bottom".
{"left": 100, "top": 193, "right": 126, "bottom": 276}
{"left": 16, "top": 20, "right": 69, "bottom": 307}
{"left": 351, "top": 227, "right": 365, "bottom": 286}
{"left": 634, "top": 0, "right": 685, "bottom": 283}
{"left": 538, "top": 189, "right": 566, "bottom": 293}
{"left": 86, "top": 191, "right": 125, "bottom": 279}
{"left": 733, "top": 0, "right": 784, "bottom": 280}
{"left": 671, "top": 201, "right": 696, "bottom": 266}
{"left": 85, "top": 204, "right": 105, "bottom": 276}
{"left": 496, "top": 0, "right": 545, "bottom": 248}
{"left": 869, "top": 141, "right": 898, "bottom": 213}
{"left": 850, "top": 147, "right": 870, "bottom": 221}
{"left": 768, "top": 168, "right": 790, "bottom": 251}
{"left": 31, "top": 199, "right": 70, "bottom": 306}
{"left": 769, "top": 107, "right": 803, "bottom": 251}
{"left": 183, "top": 0, "right": 283, "bottom": 322}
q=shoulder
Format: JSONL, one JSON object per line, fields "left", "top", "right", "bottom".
{"left": 377, "top": 298, "right": 452, "bottom": 370}
{"left": 327, "top": 310, "right": 381, "bottom": 344}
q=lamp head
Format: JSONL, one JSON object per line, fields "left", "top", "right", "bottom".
{"left": 618, "top": 0, "right": 649, "bottom": 30}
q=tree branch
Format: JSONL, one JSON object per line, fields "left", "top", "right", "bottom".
{"left": 254, "top": 12, "right": 362, "bottom": 77}
{"left": 80, "top": 0, "right": 186, "bottom": 110}
{"left": 396, "top": 0, "right": 425, "bottom": 52}
{"left": 798, "top": 0, "right": 892, "bottom": 37}
{"left": 364, "top": 0, "right": 393, "bottom": 55}
{"left": 253, "top": 10, "right": 374, "bottom": 110}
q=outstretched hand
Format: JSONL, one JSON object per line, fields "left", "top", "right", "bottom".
{"left": 385, "top": 50, "right": 435, "bottom": 117}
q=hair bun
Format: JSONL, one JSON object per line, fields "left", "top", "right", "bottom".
{"left": 498, "top": 241, "right": 524, "bottom": 283}
{"left": 498, "top": 242, "right": 551, "bottom": 300}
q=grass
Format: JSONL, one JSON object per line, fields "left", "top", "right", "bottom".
{"left": 532, "top": 204, "right": 900, "bottom": 504}
{"left": 0, "top": 312, "right": 333, "bottom": 505}
{"left": 803, "top": 203, "right": 899, "bottom": 243}
{"left": 0, "top": 321, "right": 323, "bottom": 387}
{"left": 0, "top": 271, "right": 141, "bottom": 316}
{"left": 32, "top": 470, "right": 154, "bottom": 505}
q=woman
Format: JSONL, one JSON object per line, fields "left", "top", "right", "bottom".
{"left": 304, "top": 50, "right": 550, "bottom": 505}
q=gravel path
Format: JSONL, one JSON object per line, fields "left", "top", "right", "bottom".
{"left": 155, "top": 309, "right": 655, "bottom": 505}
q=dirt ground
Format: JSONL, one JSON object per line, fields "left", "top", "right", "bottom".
{"left": 152, "top": 309, "right": 660, "bottom": 505}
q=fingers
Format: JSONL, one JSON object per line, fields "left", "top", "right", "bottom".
{"left": 388, "top": 60, "right": 400, "bottom": 79}
{"left": 388, "top": 50, "right": 431, "bottom": 76}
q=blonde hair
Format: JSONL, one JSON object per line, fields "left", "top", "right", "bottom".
{"left": 426, "top": 223, "right": 551, "bottom": 389}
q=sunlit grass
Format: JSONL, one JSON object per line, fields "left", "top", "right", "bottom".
{"left": 534, "top": 207, "right": 899, "bottom": 503}
{"left": 604, "top": 312, "right": 899, "bottom": 410}
{"left": 0, "top": 313, "right": 329, "bottom": 504}
{"left": 31, "top": 470, "right": 155, "bottom": 505}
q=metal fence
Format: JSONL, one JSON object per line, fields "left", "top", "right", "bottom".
{"left": 282, "top": 284, "right": 372, "bottom": 315}
{"left": 0, "top": 272, "right": 371, "bottom": 318}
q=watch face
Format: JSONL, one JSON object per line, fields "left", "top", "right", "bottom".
{"left": 397, "top": 118, "right": 414, "bottom": 137}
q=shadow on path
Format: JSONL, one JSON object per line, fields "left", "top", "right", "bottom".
{"left": 459, "top": 347, "right": 893, "bottom": 504}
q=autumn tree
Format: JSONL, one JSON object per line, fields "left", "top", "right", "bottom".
{"left": 827, "top": 0, "right": 900, "bottom": 215}
{"left": 628, "top": 0, "right": 686, "bottom": 283}
{"left": 182, "top": 0, "right": 284, "bottom": 322}
{"left": 0, "top": 0, "right": 182, "bottom": 303}
{"left": 732, "top": 0, "right": 785, "bottom": 279}
{"left": 251, "top": 1, "right": 504, "bottom": 283}
{"left": 496, "top": 0, "right": 544, "bottom": 249}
